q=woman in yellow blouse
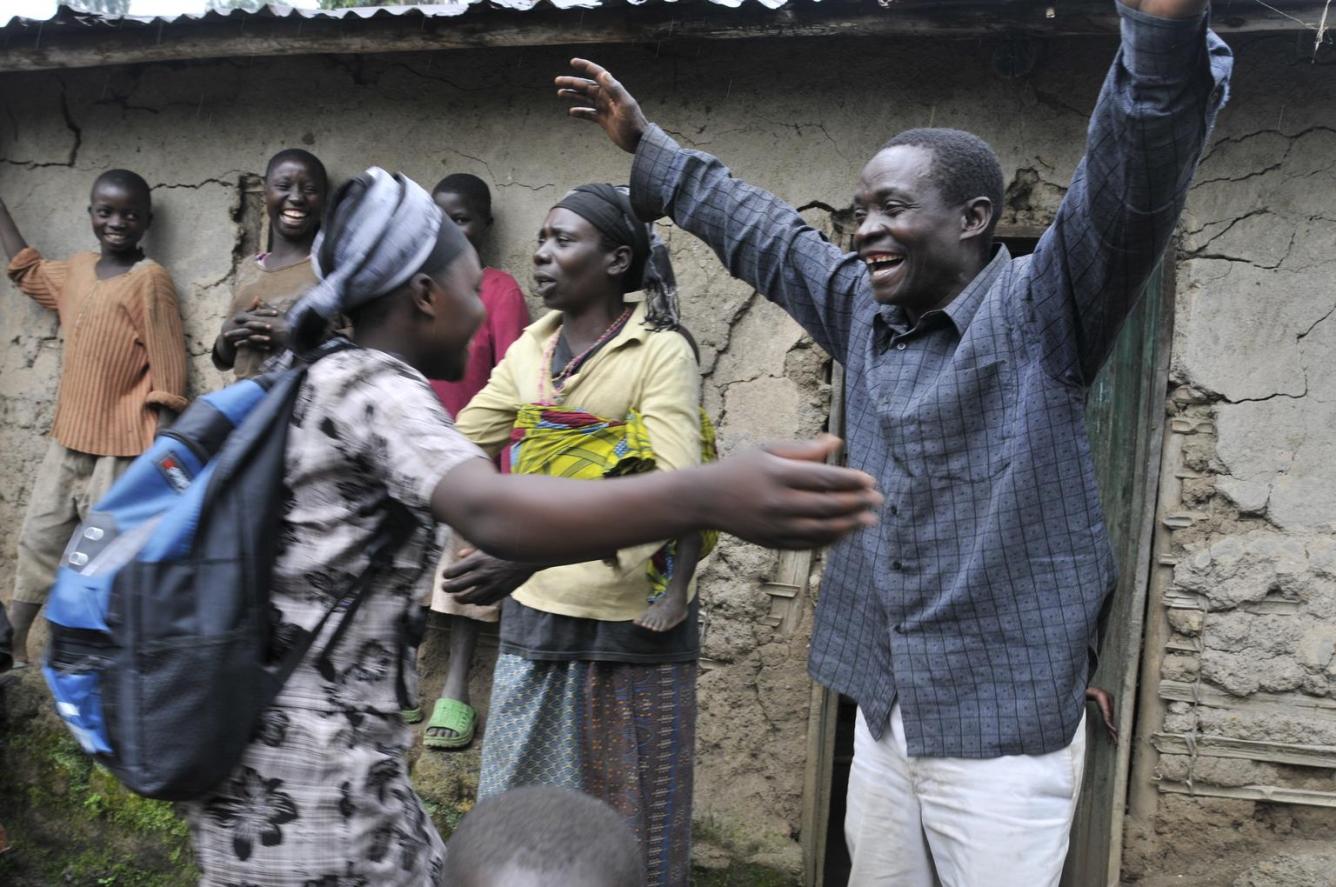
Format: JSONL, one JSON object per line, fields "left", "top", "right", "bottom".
{"left": 444, "top": 184, "right": 704, "bottom": 887}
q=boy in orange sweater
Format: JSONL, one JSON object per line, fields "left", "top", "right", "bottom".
{"left": 0, "top": 170, "right": 187, "bottom": 665}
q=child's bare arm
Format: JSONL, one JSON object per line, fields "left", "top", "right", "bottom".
{"left": 432, "top": 436, "right": 879, "bottom": 565}
{"left": 0, "top": 199, "right": 29, "bottom": 262}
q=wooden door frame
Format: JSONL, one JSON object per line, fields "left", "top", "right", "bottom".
{"left": 801, "top": 356, "right": 846, "bottom": 887}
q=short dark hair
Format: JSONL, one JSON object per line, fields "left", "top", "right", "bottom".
{"left": 432, "top": 173, "right": 492, "bottom": 215}
{"left": 444, "top": 786, "right": 644, "bottom": 887}
{"left": 881, "top": 128, "right": 1004, "bottom": 236}
{"left": 91, "top": 169, "right": 151, "bottom": 207}
{"left": 265, "top": 148, "right": 328, "bottom": 186}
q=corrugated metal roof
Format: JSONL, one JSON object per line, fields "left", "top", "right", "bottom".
{"left": 1, "top": 0, "right": 1324, "bottom": 73}
{"left": 1, "top": 0, "right": 800, "bottom": 29}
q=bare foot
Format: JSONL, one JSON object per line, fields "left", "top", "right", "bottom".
{"left": 634, "top": 593, "right": 688, "bottom": 632}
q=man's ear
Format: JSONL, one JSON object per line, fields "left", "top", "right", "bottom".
{"left": 144, "top": 210, "right": 155, "bottom": 230}
{"left": 960, "top": 197, "right": 993, "bottom": 244}
{"left": 606, "top": 244, "right": 633, "bottom": 279}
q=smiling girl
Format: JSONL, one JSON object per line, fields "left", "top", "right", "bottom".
{"left": 213, "top": 148, "right": 330, "bottom": 379}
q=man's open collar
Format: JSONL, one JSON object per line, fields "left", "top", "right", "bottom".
{"left": 942, "top": 243, "right": 1011, "bottom": 335}
{"left": 873, "top": 243, "right": 1011, "bottom": 338}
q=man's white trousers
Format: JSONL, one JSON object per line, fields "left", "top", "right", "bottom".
{"left": 845, "top": 704, "right": 1087, "bottom": 887}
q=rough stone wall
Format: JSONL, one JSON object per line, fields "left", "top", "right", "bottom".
{"left": 1121, "top": 33, "right": 1336, "bottom": 887}
{"left": 0, "top": 28, "right": 1329, "bottom": 880}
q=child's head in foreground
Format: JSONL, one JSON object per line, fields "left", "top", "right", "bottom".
{"left": 443, "top": 786, "right": 645, "bottom": 887}
{"left": 87, "top": 169, "right": 153, "bottom": 257}
{"left": 432, "top": 173, "right": 492, "bottom": 254}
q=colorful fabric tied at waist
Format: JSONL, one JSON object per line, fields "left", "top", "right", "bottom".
{"left": 503, "top": 405, "right": 719, "bottom": 600}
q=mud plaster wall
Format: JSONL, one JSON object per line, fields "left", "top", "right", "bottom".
{"left": 1119, "top": 31, "right": 1336, "bottom": 887}
{"left": 0, "top": 30, "right": 1328, "bottom": 879}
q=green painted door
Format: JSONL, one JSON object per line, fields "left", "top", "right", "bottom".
{"left": 1062, "top": 259, "right": 1174, "bottom": 887}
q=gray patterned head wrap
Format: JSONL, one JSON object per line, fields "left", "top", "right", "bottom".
{"left": 288, "top": 166, "right": 469, "bottom": 350}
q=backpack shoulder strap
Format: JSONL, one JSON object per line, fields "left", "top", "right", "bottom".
{"left": 262, "top": 503, "right": 418, "bottom": 705}
{"left": 313, "top": 503, "right": 418, "bottom": 683}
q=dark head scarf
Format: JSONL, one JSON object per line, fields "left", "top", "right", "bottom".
{"left": 288, "top": 167, "right": 470, "bottom": 350}
{"left": 554, "top": 183, "right": 680, "bottom": 331}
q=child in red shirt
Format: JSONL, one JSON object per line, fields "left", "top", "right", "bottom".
{"left": 421, "top": 174, "right": 530, "bottom": 749}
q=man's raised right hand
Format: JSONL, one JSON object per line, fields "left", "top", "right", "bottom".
{"left": 556, "top": 58, "right": 650, "bottom": 154}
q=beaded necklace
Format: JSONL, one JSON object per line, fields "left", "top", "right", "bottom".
{"left": 538, "top": 306, "right": 633, "bottom": 404}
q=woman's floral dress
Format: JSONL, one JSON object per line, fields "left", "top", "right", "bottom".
{"left": 184, "top": 349, "right": 483, "bottom": 886}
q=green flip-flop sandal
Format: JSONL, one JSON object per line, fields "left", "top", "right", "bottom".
{"left": 424, "top": 697, "right": 477, "bottom": 750}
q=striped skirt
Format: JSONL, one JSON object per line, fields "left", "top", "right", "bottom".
{"left": 480, "top": 653, "right": 697, "bottom": 887}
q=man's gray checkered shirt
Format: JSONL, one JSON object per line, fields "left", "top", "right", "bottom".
{"left": 631, "top": 4, "right": 1233, "bottom": 757}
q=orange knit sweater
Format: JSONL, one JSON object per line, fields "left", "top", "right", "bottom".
{"left": 8, "top": 246, "right": 189, "bottom": 456}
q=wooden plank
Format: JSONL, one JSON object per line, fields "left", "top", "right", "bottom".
{"left": 1158, "top": 680, "right": 1336, "bottom": 717}
{"left": 0, "top": 0, "right": 1330, "bottom": 73}
{"left": 1162, "top": 590, "right": 1301, "bottom": 614}
{"left": 1152, "top": 733, "right": 1336, "bottom": 769}
{"left": 1125, "top": 397, "right": 1190, "bottom": 865}
{"left": 762, "top": 560, "right": 812, "bottom": 635}
{"left": 1159, "top": 781, "right": 1336, "bottom": 809}
{"left": 802, "top": 349, "right": 846, "bottom": 884}
{"left": 802, "top": 681, "right": 841, "bottom": 887}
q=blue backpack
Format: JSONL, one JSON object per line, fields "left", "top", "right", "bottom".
{"left": 43, "top": 342, "right": 413, "bottom": 801}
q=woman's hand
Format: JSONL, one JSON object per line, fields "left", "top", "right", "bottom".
{"left": 433, "top": 436, "right": 878, "bottom": 565}
{"left": 704, "top": 435, "right": 881, "bottom": 550}
{"left": 440, "top": 548, "right": 538, "bottom": 607}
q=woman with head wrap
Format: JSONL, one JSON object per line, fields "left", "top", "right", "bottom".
{"left": 181, "top": 169, "right": 881, "bottom": 887}
{"left": 439, "top": 183, "right": 709, "bottom": 886}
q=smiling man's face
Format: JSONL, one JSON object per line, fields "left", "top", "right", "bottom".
{"left": 852, "top": 144, "right": 975, "bottom": 312}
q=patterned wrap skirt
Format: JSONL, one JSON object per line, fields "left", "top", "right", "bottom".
{"left": 479, "top": 653, "right": 697, "bottom": 887}
{"left": 184, "top": 708, "right": 445, "bottom": 887}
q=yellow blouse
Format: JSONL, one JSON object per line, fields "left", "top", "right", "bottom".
{"left": 455, "top": 299, "right": 702, "bottom": 621}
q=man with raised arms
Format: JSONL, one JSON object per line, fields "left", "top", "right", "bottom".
{"left": 556, "top": 1, "right": 1232, "bottom": 883}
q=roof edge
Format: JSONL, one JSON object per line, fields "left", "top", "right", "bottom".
{"left": 0, "top": 0, "right": 1328, "bottom": 74}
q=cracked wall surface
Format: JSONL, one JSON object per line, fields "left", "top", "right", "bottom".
{"left": 1122, "top": 31, "right": 1336, "bottom": 887}
{"left": 0, "top": 29, "right": 1330, "bottom": 881}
